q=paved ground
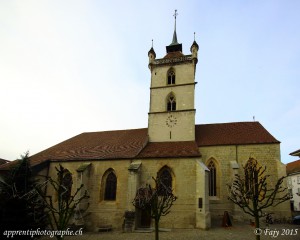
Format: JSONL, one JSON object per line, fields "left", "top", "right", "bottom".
{"left": 41, "top": 223, "right": 300, "bottom": 240}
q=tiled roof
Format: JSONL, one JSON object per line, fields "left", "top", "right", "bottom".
{"left": 0, "top": 160, "right": 21, "bottom": 171}
{"left": 28, "top": 128, "right": 149, "bottom": 167}
{"left": 163, "top": 51, "right": 184, "bottom": 59}
{"left": 0, "top": 121, "right": 280, "bottom": 171}
{"left": 137, "top": 141, "right": 200, "bottom": 158}
{"left": 0, "top": 158, "right": 9, "bottom": 165}
{"left": 286, "top": 159, "right": 300, "bottom": 175}
{"left": 195, "top": 122, "right": 279, "bottom": 146}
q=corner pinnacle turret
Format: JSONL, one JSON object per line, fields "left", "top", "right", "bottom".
{"left": 190, "top": 32, "right": 199, "bottom": 63}
{"left": 148, "top": 39, "right": 156, "bottom": 69}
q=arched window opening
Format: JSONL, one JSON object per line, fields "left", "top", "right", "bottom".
{"left": 157, "top": 167, "right": 173, "bottom": 195}
{"left": 208, "top": 161, "right": 217, "bottom": 196}
{"left": 167, "top": 69, "right": 176, "bottom": 85}
{"left": 167, "top": 94, "right": 176, "bottom": 111}
{"left": 56, "top": 166, "right": 73, "bottom": 202}
{"left": 104, "top": 171, "right": 117, "bottom": 200}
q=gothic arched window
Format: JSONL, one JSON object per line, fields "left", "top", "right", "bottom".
{"left": 208, "top": 161, "right": 217, "bottom": 196}
{"left": 157, "top": 167, "right": 173, "bottom": 195}
{"left": 56, "top": 166, "right": 73, "bottom": 202}
{"left": 167, "top": 93, "right": 176, "bottom": 111}
{"left": 167, "top": 69, "right": 176, "bottom": 85}
{"left": 103, "top": 170, "right": 117, "bottom": 201}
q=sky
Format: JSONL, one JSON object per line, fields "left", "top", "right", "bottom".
{"left": 0, "top": 0, "right": 299, "bottom": 164}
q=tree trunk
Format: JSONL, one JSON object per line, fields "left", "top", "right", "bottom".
{"left": 254, "top": 214, "right": 260, "bottom": 240}
{"left": 154, "top": 218, "right": 159, "bottom": 240}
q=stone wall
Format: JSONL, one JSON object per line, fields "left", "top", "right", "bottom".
{"left": 148, "top": 58, "right": 196, "bottom": 143}
{"left": 47, "top": 160, "right": 130, "bottom": 231}
{"left": 45, "top": 142, "right": 289, "bottom": 231}
{"left": 137, "top": 158, "right": 200, "bottom": 229}
{"left": 150, "top": 63, "right": 195, "bottom": 88}
{"left": 148, "top": 110, "right": 195, "bottom": 142}
{"left": 46, "top": 157, "right": 209, "bottom": 231}
{"left": 199, "top": 143, "right": 290, "bottom": 221}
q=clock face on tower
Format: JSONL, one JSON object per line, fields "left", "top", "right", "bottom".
{"left": 166, "top": 115, "right": 177, "bottom": 128}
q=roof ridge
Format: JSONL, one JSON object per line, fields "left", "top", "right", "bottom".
{"left": 196, "top": 121, "right": 261, "bottom": 126}
{"left": 286, "top": 159, "right": 300, "bottom": 166}
{"left": 81, "top": 127, "right": 148, "bottom": 135}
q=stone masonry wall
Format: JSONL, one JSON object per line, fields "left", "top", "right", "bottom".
{"left": 199, "top": 143, "right": 290, "bottom": 221}
{"left": 47, "top": 157, "right": 204, "bottom": 231}
{"left": 137, "top": 158, "right": 199, "bottom": 229}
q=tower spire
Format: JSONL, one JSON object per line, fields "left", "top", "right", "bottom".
{"left": 166, "top": 10, "right": 182, "bottom": 53}
{"left": 171, "top": 9, "right": 179, "bottom": 45}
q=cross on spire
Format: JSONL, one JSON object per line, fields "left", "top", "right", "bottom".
{"left": 173, "top": 10, "right": 178, "bottom": 32}
{"left": 173, "top": 10, "right": 178, "bottom": 19}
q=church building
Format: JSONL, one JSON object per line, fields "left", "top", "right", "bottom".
{"left": 0, "top": 14, "right": 289, "bottom": 231}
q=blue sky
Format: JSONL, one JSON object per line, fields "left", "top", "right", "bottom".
{"left": 0, "top": 0, "right": 299, "bottom": 163}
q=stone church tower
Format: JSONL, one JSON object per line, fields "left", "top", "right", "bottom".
{"left": 148, "top": 11, "right": 199, "bottom": 142}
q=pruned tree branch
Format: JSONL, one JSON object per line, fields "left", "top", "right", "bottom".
{"left": 133, "top": 175, "right": 177, "bottom": 240}
{"left": 227, "top": 157, "right": 290, "bottom": 240}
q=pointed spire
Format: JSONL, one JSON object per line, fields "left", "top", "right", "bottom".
{"left": 190, "top": 32, "right": 199, "bottom": 63}
{"left": 190, "top": 32, "right": 199, "bottom": 52}
{"left": 171, "top": 9, "right": 179, "bottom": 45}
{"left": 166, "top": 10, "right": 182, "bottom": 53}
{"left": 148, "top": 39, "right": 156, "bottom": 59}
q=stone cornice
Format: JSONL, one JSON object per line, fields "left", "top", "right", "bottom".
{"left": 152, "top": 55, "right": 193, "bottom": 66}
{"left": 148, "top": 109, "right": 196, "bottom": 115}
{"left": 150, "top": 82, "right": 197, "bottom": 90}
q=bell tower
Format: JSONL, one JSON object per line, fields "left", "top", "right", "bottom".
{"left": 147, "top": 10, "right": 199, "bottom": 142}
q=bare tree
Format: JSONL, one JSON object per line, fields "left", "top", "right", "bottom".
{"left": 0, "top": 152, "right": 48, "bottom": 239}
{"left": 133, "top": 176, "right": 177, "bottom": 240}
{"left": 36, "top": 165, "right": 89, "bottom": 240}
{"left": 228, "top": 157, "right": 290, "bottom": 240}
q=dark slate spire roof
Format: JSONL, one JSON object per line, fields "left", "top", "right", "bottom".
{"left": 190, "top": 32, "right": 199, "bottom": 53}
{"left": 171, "top": 30, "right": 178, "bottom": 45}
{"left": 148, "top": 47, "right": 156, "bottom": 58}
{"left": 166, "top": 10, "right": 182, "bottom": 53}
{"left": 170, "top": 12, "right": 179, "bottom": 46}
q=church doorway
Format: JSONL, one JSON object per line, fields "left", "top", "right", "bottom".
{"left": 139, "top": 209, "right": 151, "bottom": 228}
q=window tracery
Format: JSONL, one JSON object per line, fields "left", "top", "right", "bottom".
{"left": 167, "top": 93, "right": 176, "bottom": 111}
{"left": 167, "top": 69, "right": 176, "bottom": 85}
{"left": 102, "top": 170, "right": 117, "bottom": 201}
{"left": 208, "top": 161, "right": 217, "bottom": 196}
